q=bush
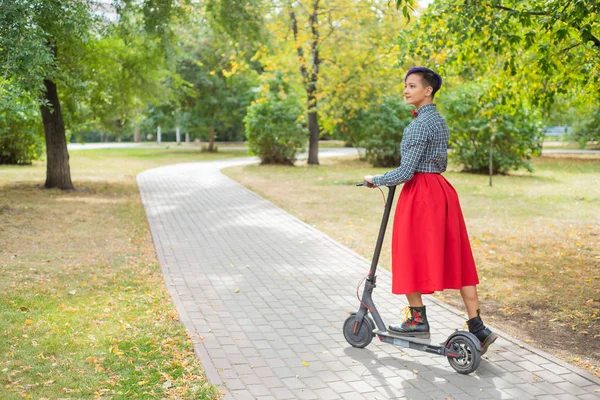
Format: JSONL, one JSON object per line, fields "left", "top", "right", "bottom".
{"left": 571, "top": 107, "right": 600, "bottom": 149}
{"left": 362, "top": 96, "right": 414, "bottom": 167}
{"left": 244, "top": 75, "right": 307, "bottom": 165}
{"left": 0, "top": 84, "right": 44, "bottom": 165}
{"left": 440, "top": 83, "right": 543, "bottom": 174}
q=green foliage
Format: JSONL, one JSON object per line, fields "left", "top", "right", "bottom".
{"left": 244, "top": 74, "right": 307, "bottom": 165}
{"left": 362, "top": 97, "right": 414, "bottom": 167}
{"left": 172, "top": 7, "right": 259, "bottom": 142}
{"left": 399, "top": 0, "right": 600, "bottom": 106}
{"left": 0, "top": 0, "right": 99, "bottom": 91}
{"left": 0, "top": 82, "right": 44, "bottom": 165}
{"left": 206, "top": 0, "right": 267, "bottom": 43}
{"left": 571, "top": 107, "right": 600, "bottom": 149}
{"left": 440, "top": 82, "right": 543, "bottom": 174}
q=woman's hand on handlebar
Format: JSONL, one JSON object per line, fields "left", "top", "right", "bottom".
{"left": 363, "top": 175, "right": 376, "bottom": 188}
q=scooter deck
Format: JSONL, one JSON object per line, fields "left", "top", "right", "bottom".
{"left": 374, "top": 329, "right": 447, "bottom": 356}
{"left": 374, "top": 329, "right": 437, "bottom": 345}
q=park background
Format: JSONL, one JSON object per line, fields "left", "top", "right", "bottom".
{"left": 1, "top": 0, "right": 599, "bottom": 398}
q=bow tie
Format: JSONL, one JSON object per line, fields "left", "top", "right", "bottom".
{"left": 412, "top": 109, "right": 418, "bottom": 118}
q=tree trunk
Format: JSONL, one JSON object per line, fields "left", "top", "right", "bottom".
{"left": 307, "top": 96, "right": 320, "bottom": 165}
{"left": 134, "top": 126, "right": 141, "bottom": 143}
{"left": 290, "top": 2, "right": 321, "bottom": 165}
{"left": 208, "top": 125, "right": 215, "bottom": 151}
{"left": 40, "top": 78, "right": 73, "bottom": 190}
{"left": 306, "top": 0, "right": 320, "bottom": 165}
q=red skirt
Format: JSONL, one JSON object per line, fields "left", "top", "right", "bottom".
{"left": 391, "top": 173, "right": 479, "bottom": 295}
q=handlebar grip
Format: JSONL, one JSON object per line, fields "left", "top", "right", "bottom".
{"left": 356, "top": 181, "right": 374, "bottom": 187}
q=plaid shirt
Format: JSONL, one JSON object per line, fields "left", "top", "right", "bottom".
{"left": 372, "top": 103, "right": 448, "bottom": 187}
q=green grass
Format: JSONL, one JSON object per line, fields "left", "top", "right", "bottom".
{"left": 0, "top": 147, "right": 247, "bottom": 399}
{"left": 224, "top": 154, "right": 600, "bottom": 376}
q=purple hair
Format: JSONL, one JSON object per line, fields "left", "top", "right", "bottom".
{"left": 405, "top": 67, "right": 443, "bottom": 94}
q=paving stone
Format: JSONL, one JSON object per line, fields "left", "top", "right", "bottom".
{"left": 137, "top": 151, "right": 600, "bottom": 398}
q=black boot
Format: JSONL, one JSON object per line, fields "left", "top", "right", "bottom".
{"left": 388, "top": 306, "right": 430, "bottom": 338}
{"left": 466, "top": 309, "right": 498, "bottom": 355}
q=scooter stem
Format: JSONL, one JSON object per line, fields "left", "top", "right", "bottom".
{"left": 368, "top": 185, "right": 396, "bottom": 278}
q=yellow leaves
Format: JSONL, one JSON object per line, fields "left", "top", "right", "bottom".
{"left": 302, "top": 361, "right": 310, "bottom": 367}
{"left": 25, "top": 319, "right": 32, "bottom": 325}
{"left": 234, "top": 288, "right": 241, "bottom": 293}
{"left": 109, "top": 345, "right": 124, "bottom": 356}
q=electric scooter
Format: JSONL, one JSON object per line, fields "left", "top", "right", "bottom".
{"left": 343, "top": 183, "right": 483, "bottom": 374}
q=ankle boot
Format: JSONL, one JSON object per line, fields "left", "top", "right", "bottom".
{"left": 388, "top": 306, "right": 430, "bottom": 338}
{"left": 466, "top": 309, "right": 498, "bottom": 355}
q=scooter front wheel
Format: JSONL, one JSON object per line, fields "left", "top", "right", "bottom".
{"left": 343, "top": 312, "right": 375, "bottom": 348}
{"left": 446, "top": 335, "right": 481, "bottom": 374}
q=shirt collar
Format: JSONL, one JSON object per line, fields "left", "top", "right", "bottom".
{"left": 416, "top": 103, "right": 436, "bottom": 116}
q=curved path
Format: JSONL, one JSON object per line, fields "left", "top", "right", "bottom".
{"left": 138, "top": 149, "right": 600, "bottom": 399}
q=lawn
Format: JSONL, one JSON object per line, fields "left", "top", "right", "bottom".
{"left": 224, "top": 154, "right": 600, "bottom": 377}
{"left": 0, "top": 147, "right": 247, "bottom": 399}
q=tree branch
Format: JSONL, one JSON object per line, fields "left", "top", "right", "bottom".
{"left": 559, "top": 42, "right": 582, "bottom": 53}
{"left": 288, "top": 7, "right": 308, "bottom": 82}
{"left": 492, "top": 5, "right": 549, "bottom": 16}
{"left": 493, "top": 3, "right": 600, "bottom": 52}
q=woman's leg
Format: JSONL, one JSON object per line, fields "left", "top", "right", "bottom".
{"left": 460, "top": 285, "right": 479, "bottom": 319}
{"left": 389, "top": 291, "right": 429, "bottom": 337}
{"left": 406, "top": 292, "right": 424, "bottom": 307}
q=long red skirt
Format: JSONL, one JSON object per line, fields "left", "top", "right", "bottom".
{"left": 391, "top": 173, "right": 479, "bottom": 295}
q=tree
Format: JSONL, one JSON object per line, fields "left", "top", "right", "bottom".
{"left": 78, "top": 4, "right": 173, "bottom": 143}
{"left": 390, "top": 0, "right": 597, "bottom": 173}
{"left": 316, "top": 1, "right": 406, "bottom": 147}
{"left": 174, "top": 8, "right": 259, "bottom": 150}
{"left": 396, "top": 0, "right": 599, "bottom": 104}
{"left": 287, "top": 1, "right": 322, "bottom": 165}
{"left": 0, "top": 0, "right": 182, "bottom": 189}
{"left": 0, "top": 0, "right": 99, "bottom": 189}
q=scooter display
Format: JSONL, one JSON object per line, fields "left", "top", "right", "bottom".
{"left": 343, "top": 182, "right": 483, "bottom": 374}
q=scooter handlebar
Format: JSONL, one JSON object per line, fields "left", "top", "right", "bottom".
{"left": 356, "top": 180, "right": 375, "bottom": 187}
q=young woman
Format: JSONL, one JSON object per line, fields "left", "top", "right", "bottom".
{"left": 363, "top": 67, "right": 497, "bottom": 354}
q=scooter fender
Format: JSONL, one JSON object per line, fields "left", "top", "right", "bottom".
{"left": 352, "top": 307, "right": 368, "bottom": 325}
{"left": 443, "top": 331, "right": 483, "bottom": 353}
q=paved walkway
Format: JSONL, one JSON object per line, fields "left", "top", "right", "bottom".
{"left": 137, "top": 150, "right": 600, "bottom": 400}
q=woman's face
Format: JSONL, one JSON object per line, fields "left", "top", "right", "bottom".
{"left": 404, "top": 74, "right": 432, "bottom": 108}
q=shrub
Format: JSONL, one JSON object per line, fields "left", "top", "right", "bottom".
{"left": 571, "top": 107, "right": 600, "bottom": 149}
{"left": 440, "top": 83, "right": 543, "bottom": 174}
{"left": 0, "top": 84, "right": 44, "bottom": 165}
{"left": 244, "top": 75, "right": 307, "bottom": 165}
{"left": 362, "top": 96, "right": 414, "bottom": 167}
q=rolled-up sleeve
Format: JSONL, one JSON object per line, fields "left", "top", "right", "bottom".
{"left": 372, "top": 128, "right": 429, "bottom": 187}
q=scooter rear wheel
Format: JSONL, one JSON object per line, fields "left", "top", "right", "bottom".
{"left": 343, "top": 312, "right": 375, "bottom": 348}
{"left": 446, "top": 335, "right": 481, "bottom": 374}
